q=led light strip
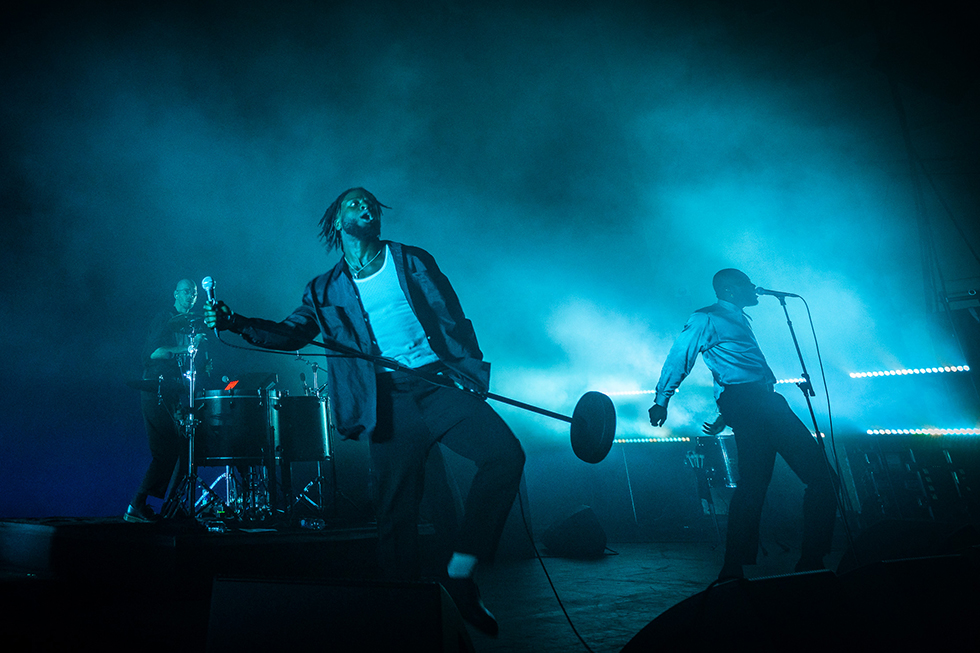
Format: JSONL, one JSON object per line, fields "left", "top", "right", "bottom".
{"left": 604, "top": 366, "right": 971, "bottom": 397}
{"left": 867, "top": 428, "right": 980, "bottom": 436}
{"left": 608, "top": 378, "right": 812, "bottom": 395}
{"left": 613, "top": 437, "right": 692, "bottom": 444}
{"left": 850, "top": 365, "right": 970, "bottom": 378}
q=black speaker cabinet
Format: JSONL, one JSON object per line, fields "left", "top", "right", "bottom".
{"left": 206, "top": 577, "right": 474, "bottom": 652}
{"left": 621, "top": 570, "right": 848, "bottom": 651}
{"left": 541, "top": 505, "right": 607, "bottom": 559}
{"left": 623, "top": 551, "right": 980, "bottom": 651}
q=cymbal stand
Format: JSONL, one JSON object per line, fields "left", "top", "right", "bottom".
{"left": 289, "top": 356, "right": 343, "bottom": 527}
{"left": 297, "top": 354, "right": 329, "bottom": 398}
{"left": 163, "top": 332, "right": 223, "bottom": 520}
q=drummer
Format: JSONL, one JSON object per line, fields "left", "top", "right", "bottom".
{"left": 125, "top": 278, "right": 207, "bottom": 523}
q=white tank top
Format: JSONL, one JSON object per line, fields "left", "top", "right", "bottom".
{"left": 354, "top": 245, "right": 440, "bottom": 369}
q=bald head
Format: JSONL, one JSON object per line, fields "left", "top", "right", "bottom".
{"left": 173, "top": 279, "right": 198, "bottom": 313}
{"left": 713, "top": 268, "right": 758, "bottom": 308}
{"left": 713, "top": 269, "right": 749, "bottom": 296}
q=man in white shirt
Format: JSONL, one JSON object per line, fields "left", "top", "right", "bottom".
{"left": 648, "top": 269, "right": 837, "bottom": 581}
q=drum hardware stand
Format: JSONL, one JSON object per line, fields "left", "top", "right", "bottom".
{"left": 195, "top": 465, "right": 241, "bottom": 519}
{"left": 288, "top": 456, "right": 365, "bottom": 529}
{"left": 192, "top": 380, "right": 283, "bottom": 526}
{"left": 292, "top": 360, "right": 361, "bottom": 526}
{"left": 162, "top": 331, "right": 223, "bottom": 521}
{"left": 290, "top": 465, "right": 327, "bottom": 530}
{"left": 239, "top": 464, "right": 275, "bottom": 522}
{"left": 297, "top": 355, "right": 329, "bottom": 398}
{"left": 283, "top": 358, "right": 340, "bottom": 526}
{"left": 193, "top": 463, "right": 276, "bottom": 525}
{"left": 292, "top": 463, "right": 325, "bottom": 512}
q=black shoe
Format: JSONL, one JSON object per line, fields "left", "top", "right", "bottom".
{"left": 442, "top": 577, "right": 498, "bottom": 637}
{"left": 716, "top": 564, "right": 744, "bottom": 583}
{"left": 794, "top": 558, "right": 826, "bottom": 573}
{"left": 124, "top": 503, "right": 158, "bottom": 523}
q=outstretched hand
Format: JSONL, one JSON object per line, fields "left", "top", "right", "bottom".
{"left": 648, "top": 404, "right": 667, "bottom": 427}
{"left": 203, "top": 300, "right": 234, "bottom": 331}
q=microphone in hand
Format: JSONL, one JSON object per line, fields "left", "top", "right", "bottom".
{"left": 201, "top": 276, "right": 220, "bottom": 336}
{"left": 201, "top": 277, "right": 235, "bottom": 334}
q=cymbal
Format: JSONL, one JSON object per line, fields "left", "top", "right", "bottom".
{"left": 126, "top": 379, "right": 160, "bottom": 392}
{"left": 126, "top": 378, "right": 185, "bottom": 392}
{"left": 168, "top": 312, "right": 205, "bottom": 332}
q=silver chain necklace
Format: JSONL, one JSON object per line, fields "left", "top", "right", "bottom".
{"left": 346, "top": 246, "right": 383, "bottom": 279}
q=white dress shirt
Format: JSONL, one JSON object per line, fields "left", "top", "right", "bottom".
{"left": 654, "top": 300, "right": 776, "bottom": 407}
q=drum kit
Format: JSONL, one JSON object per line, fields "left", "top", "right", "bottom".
{"left": 182, "top": 385, "right": 336, "bottom": 525}
{"left": 134, "top": 312, "right": 620, "bottom": 530}
{"left": 126, "top": 314, "right": 332, "bottom": 527}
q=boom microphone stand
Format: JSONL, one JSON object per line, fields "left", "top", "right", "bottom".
{"left": 205, "top": 289, "right": 616, "bottom": 462}
{"left": 770, "top": 294, "right": 824, "bottom": 451}
{"left": 762, "top": 290, "right": 858, "bottom": 557}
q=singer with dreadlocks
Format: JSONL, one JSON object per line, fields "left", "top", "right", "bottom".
{"left": 204, "top": 187, "right": 524, "bottom": 636}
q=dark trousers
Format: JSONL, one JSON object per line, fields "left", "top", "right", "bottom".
{"left": 717, "top": 384, "right": 837, "bottom": 568}
{"left": 370, "top": 370, "right": 526, "bottom": 580}
{"left": 136, "top": 391, "right": 185, "bottom": 502}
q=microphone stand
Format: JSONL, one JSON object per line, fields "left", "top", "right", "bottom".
{"left": 306, "top": 337, "right": 575, "bottom": 424}
{"left": 776, "top": 295, "right": 860, "bottom": 572}
{"left": 774, "top": 296, "right": 825, "bottom": 453}
{"left": 773, "top": 295, "right": 861, "bottom": 566}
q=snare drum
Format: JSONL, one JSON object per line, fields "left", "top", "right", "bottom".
{"left": 196, "top": 389, "right": 274, "bottom": 462}
{"left": 271, "top": 395, "right": 330, "bottom": 461}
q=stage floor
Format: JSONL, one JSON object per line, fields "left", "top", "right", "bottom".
{"left": 1, "top": 516, "right": 978, "bottom": 651}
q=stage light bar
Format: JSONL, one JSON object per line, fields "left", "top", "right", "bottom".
{"left": 614, "top": 437, "right": 692, "bottom": 444}
{"left": 849, "top": 365, "right": 969, "bottom": 378}
{"left": 606, "top": 379, "right": 806, "bottom": 397}
{"left": 867, "top": 428, "right": 980, "bottom": 436}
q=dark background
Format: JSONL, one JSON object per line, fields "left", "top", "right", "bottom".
{"left": 2, "top": 0, "right": 978, "bottom": 524}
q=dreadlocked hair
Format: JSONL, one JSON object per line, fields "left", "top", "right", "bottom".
{"left": 318, "top": 187, "right": 390, "bottom": 251}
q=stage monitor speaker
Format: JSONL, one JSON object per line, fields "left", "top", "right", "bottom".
{"left": 621, "top": 570, "right": 851, "bottom": 651}
{"left": 838, "top": 553, "right": 980, "bottom": 648}
{"left": 541, "top": 505, "right": 607, "bottom": 559}
{"left": 624, "top": 553, "right": 980, "bottom": 651}
{"left": 836, "top": 519, "right": 980, "bottom": 574}
{"left": 206, "top": 577, "right": 474, "bottom": 652}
